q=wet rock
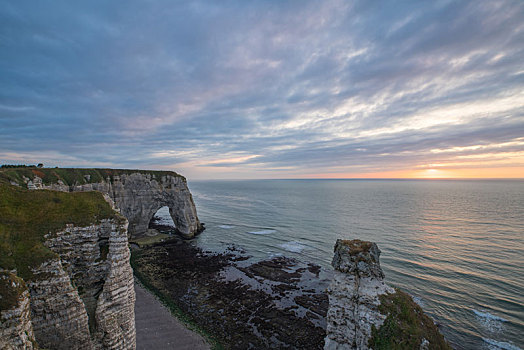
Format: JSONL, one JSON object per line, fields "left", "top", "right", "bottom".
{"left": 132, "top": 241, "right": 330, "bottom": 349}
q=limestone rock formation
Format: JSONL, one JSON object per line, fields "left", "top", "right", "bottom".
{"left": 324, "top": 239, "right": 450, "bottom": 350}
{"left": 72, "top": 172, "right": 202, "bottom": 239}
{"left": 1, "top": 219, "right": 136, "bottom": 350}
{"left": 0, "top": 272, "right": 36, "bottom": 349}
{"left": 0, "top": 181, "right": 137, "bottom": 350}
{"left": 2, "top": 168, "right": 203, "bottom": 238}
{"left": 48, "top": 172, "right": 202, "bottom": 238}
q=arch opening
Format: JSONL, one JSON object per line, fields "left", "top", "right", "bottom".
{"left": 148, "top": 206, "right": 177, "bottom": 235}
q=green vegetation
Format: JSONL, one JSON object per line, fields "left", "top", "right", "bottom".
{"left": 0, "top": 167, "right": 185, "bottom": 187}
{"left": 0, "top": 271, "right": 27, "bottom": 311}
{"left": 339, "top": 239, "right": 373, "bottom": 255}
{"left": 130, "top": 232, "right": 172, "bottom": 247}
{"left": 369, "top": 288, "right": 452, "bottom": 350}
{"left": 0, "top": 184, "right": 121, "bottom": 280}
{"left": 131, "top": 250, "right": 224, "bottom": 350}
{"left": 1, "top": 164, "right": 38, "bottom": 168}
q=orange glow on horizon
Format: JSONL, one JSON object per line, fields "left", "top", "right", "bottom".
{"left": 305, "top": 167, "right": 524, "bottom": 179}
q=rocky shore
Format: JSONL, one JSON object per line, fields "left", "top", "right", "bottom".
{"left": 131, "top": 237, "right": 330, "bottom": 349}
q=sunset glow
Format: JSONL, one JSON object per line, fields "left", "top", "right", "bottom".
{"left": 1, "top": 1, "right": 523, "bottom": 179}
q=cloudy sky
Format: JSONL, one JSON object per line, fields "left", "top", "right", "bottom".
{"left": 1, "top": 1, "right": 523, "bottom": 179}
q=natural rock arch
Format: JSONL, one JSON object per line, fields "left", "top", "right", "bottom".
{"left": 90, "top": 173, "right": 203, "bottom": 238}
{"left": 1, "top": 168, "right": 204, "bottom": 238}
{"left": 30, "top": 170, "right": 204, "bottom": 238}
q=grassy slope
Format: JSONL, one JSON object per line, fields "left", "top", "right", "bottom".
{"left": 0, "top": 167, "right": 185, "bottom": 187}
{"left": 369, "top": 288, "right": 452, "bottom": 350}
{"left": 0, "top": 184, "right": 121, "bottom": 285}
{"left": 0, "top": 271, "right": 27, "bottom": 311}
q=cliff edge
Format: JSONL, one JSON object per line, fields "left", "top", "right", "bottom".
{"left": 0, "top": 184, "right": 135, "bottom": 349}
{"left": 325, "top": 239, "right": 451, "bottom": 350}
{"left": 0, "top": 167, "right": 203, "bottom": 238}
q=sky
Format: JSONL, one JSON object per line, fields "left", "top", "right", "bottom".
{"left": 1, "top": 1, "right": 523, "bottom": 180}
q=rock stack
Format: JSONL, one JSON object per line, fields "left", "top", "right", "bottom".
{"left": 324, "top": 239, "right": 450, "bottom": 350}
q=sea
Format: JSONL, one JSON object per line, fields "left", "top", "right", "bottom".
{"left": 154, "top": 179, "right": 524, "bottom": 350}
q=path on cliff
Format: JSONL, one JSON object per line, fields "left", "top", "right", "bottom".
{"left": 134, "top": 282, "right": 210, "bottom": 350}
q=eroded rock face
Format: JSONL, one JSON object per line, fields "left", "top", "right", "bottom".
{"left": 0, "top": 273, "right": 36, "bottom": 349}
{"left": 0, "top": 219, "right": 136, "bottom": 350}
{"left": 44, "top": 219, "right": 136, "bottom": 349}
{"left": 325, "top": 239, "right": 451, "bottom": 350}
{"left": 325, "top": 239, "right": 393, "bottom": 350}
{"left": 39, "top": 172, "right": 203, "bottom": 238}
{"left": 29, "top": 259, "right": 93, "bottom": 349}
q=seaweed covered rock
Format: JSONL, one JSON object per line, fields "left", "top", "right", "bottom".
{"left": 324, "top": 239, "right": 450, "bottom": 350}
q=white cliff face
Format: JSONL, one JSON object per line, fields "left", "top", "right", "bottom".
{"left": 0, "top": 273, "right": 36, "bottom": 350}
{"left": 324, "top": 240, "right": 393, "bottom": 350}
{"left": 0, "top": 218, "right": 136, "bottom": 350}
{"left": 29, "top": 259, "right": 94, "bottom": 349}
{"left": 41, "top": 219, "right": 136, "bottom": 350}
{"left": 31, "top": 171, "right": 202, "bottom": 238}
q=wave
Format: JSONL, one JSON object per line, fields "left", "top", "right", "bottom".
{"left": 247, "top": 229, "right": 276, "bottom": 235}
{"left": 218, "top": 225, "right": 234, "bottom": 229}
{"left": 280, "top": 241, "right": 305, "bottom": 253}
{"left": 483, "top": 338, "right": 522, "bottom": 350}
{"left": 473, "top": 309, "right": 507, "bottom": 333}
{"left": 267, "top": 252, "right": 283, "bottom": 259}
{"left": 410, "top": 295, "right": 424, "bottom": 307}
{"left": 473, "top": 309, "right": 508, "bottom": 322}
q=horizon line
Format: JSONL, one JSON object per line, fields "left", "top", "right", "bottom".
{"left": 189, "top": 177, "right": 524, "bottom": 181}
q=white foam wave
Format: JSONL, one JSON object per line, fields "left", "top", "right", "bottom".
{"left": 473, "top": 309, "right": 507, "bottom": 333}
{"left": 473, "top": 310, "right": 507, "bottom": 322}
{"left": 483, "top": 338, "right": 522, "bottom": 350}
{"left": 218, "top": 225, "right": 234, "bottom": 229}
{"left": 410, "top": 295, "right": 424, "bottom": 307}
{"left": 247, "top": 229, "right": 276, "bottom": 235}
{"left": 280, "top": 241, "right": 305, "bottom": 253}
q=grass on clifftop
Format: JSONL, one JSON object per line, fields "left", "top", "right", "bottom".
{"left": 0, "top": 167, "right": 185, "bottom": 187}
{"left": 0, "top": 184, "right": 120, "bottom": 280}
{"left": 369, "top": 288, "right": 452, "bottom": 350}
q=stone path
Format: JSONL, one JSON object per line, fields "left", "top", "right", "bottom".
{"left": 134, "top": 282, "right": 210, "bottom": 350}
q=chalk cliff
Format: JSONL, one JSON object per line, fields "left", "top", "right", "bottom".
{"left": 67, "top": 173, "right": 202, "bottom": 238}
{"left": 1, "top": 168, "right": 203, "bottom": 238}
{"left": 0, "top": 272, "right": 36, "bottom": 349}
{"left": 0, "top": 185, "right": 136, "bottom": 349}
{"left": 324, "top": 239, "right": 450, "bottom": 350}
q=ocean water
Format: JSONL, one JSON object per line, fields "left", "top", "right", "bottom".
{"left": 156, "top": 179, "right": 524, "bottom": 349}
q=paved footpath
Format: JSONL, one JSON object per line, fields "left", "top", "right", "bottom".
{"left": 134, "top": 282, "right": 210, "bottom": 350}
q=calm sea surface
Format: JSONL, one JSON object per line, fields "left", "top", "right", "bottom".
{"left": 157, "top": 179, "right": 523, "bottom": 349}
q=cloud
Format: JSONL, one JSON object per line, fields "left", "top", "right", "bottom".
{"left": 1, "top": 0, "right": 523, "bottom": 178}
